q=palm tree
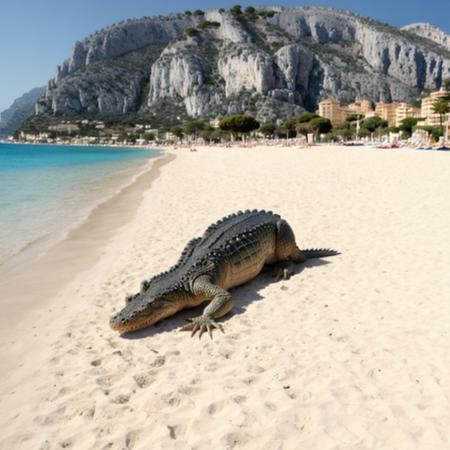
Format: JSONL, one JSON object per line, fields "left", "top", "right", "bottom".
{"left": 432, "top": 99, "right": 450, "bottom": 136}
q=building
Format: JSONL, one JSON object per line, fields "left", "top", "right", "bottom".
{"left": 318, "top": 99, "right": 347, "bottom": 126}
{"left": 48, "top": 123, "right": 80, "bottom": 134}
{"left": 348, "top": 99, "right": 372, "bottom": 115}
{"left": 394, "top": 104, "right": 421, "bottom": 127}
{"left": 374, "top": 101, "right": 424, "bottom": 127}
{"left": 374, "top": 102, "right": 402, "bottom": 127}
{"left": 319, "top": 97, "right": 423, "bottom": 129}
{"left": 421, "top": 88, "right": 450, "bottom": 126}
{"left": 318, "top": 98, "right": 374, "bottom": 126}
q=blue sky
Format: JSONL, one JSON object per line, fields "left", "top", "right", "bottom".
{"left": 1, "top": 0, "right": 449, "bottom": 112}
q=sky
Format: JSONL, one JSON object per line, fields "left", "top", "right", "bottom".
{"left": 1, "top": 0, "right": 449, "bottom": 112}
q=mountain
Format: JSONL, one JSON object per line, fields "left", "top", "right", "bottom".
{"left": 0, "top": 87, "right": 45, "bottom": 136}
{"left": 402, "top": 23, "right": 450, "bottom": 52}
{"left": 32, "top": 6, "right": 450, "bottom": 126}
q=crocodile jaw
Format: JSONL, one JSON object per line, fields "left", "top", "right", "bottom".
{"left": 110, "top": 303, "right": 180, "bottom": 334}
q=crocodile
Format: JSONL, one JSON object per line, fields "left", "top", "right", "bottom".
{"left": 110, "top": 210, "right": 339, "bottom": 338}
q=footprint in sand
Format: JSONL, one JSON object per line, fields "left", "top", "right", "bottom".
{"left": 80, "top": 405, "right": 96, "bottom": 419}
{"left": 221, "top": 431, "right": 250, "bottom": 449}
{"left": 166, "top": 424, "right": 186, "bottom": 440}
{"left": 150, "top": 355, "right": 166, "bottom": 367}
{"left": 133, "top": 373, "right": 154, "bottom": 389}
{"left": 96, "top": 375, "right": 116, "bottom": 388}
{"left": 233, "top": 395, "right": 247, "bottom": 404}
{"left": 111, "top": 393, "right": 130, "bottom": 404}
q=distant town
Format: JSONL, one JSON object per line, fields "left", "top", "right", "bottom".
{"left": 318, "top": 88, "right": 449, "bottom": 129}
{"left": 8, "top": 86, "right": 450, "bottom": 147}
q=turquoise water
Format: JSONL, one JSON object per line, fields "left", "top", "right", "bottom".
{"left": 0, "top": 143, "right": 159, "bottom": 263}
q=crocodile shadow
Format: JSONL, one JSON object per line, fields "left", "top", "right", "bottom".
{"left": 121, "top": 258, "right": 332, "bottom": 340}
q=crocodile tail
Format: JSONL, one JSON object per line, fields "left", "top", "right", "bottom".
{"left": 301, "top": 248, "right": 340, "bottom": 259}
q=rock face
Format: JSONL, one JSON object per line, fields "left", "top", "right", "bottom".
{"left": 37, "top": 15, "right": 195, "bottom": 117}
{"left": 0, "top": 86, "right": 45, "bottom": 136}
{"left": 402, "top": 23, "right": 450, "bottom": 52}
{"left": 36, "top": 7, "right": 450, "bottom": 123}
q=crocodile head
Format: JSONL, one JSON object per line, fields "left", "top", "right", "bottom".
{"left": 110, "top": 288, "right": 179, "bottom": 334}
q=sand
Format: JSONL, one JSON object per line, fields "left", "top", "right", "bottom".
{"left": 1, "top": 144, "right": 450, "bottom": 449}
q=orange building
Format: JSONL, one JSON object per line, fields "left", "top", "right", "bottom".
{"left": 374, "top": 102, "right": 402, "bottom": 127}
{"left": 318, "top": 99, "right": 349, "bottom": 126}
{"left": 348, "top": 99, "right": 372, "bottom": 115}
{"left": 318, "top": 98, "right": 373, "bottom": 126}
{"left": 395, "top": 104, "right": 421, "bottom": 127}
{"left": 421, "top": 88, "right": 450, "bottom": 126}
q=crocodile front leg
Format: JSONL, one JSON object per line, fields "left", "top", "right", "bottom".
{"left": 180, "top": 276, "right": 234, "bottom": 339}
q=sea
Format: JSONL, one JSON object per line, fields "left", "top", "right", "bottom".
{"left": 0, "top": 143, "right": 159, "bottom": 265}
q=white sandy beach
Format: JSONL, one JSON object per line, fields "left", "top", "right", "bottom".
{"left": 1, "top": 144, "right": 450, "bottom": 449}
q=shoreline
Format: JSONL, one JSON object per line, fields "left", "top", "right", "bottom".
{"left": 0, "top": 151, "right": 174, "bottom": 336}
{"left": 0, "top": 149, "right": 161, "bottom": 268}
{"left": 0, "top": 140, "right": 159, "bottom": 151}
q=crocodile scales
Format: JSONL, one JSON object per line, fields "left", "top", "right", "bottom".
{"left": 110, "top": 210, "right": 339, "bottom": 338}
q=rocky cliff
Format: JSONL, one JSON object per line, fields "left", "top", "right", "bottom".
{"left": 0, "top": 86, "right": 45, "bottom": 136}
{"left": 402, "top": 23, "right": 450, "bottom": 52}
{"left": 35, "top": 6, "right": 450, "bottom": 124}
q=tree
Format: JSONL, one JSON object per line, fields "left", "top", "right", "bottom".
{"left": 198, "top": 20, "right": 221, "bottom": 30}
{"left": 259, "top": 123, "right": 276, "bottom": 137}
{"left": 331, "top": 127, "right": 353, "bottom": 141}
{"left": 399, "top": 117, "right": 420, "bottom": 137}
{"left": 184, "top": 120, "right": 205, "bottom": 140}
{"left": 170, "top": 126, "right": 184, "bottom": 141}
{"left": 119, "top": 132, "right": 136, "bottom": 143}
{"left": 193, "top": 9, "right": 205, "bottom": 16}
{"left": 443, "top": 78, "right": 450, "bottom": 93}
{"left": 309, "top": 117, "right": 332, "bottom": 135}
{"left": 275, "top": 127, "right": 288, "bottom": 139}
{"left": 143, "top": 132, "right": 155, "bottom": 141}
{"left": 345, "top": 113, "right": 364, "bottom": 123}
{"left": 230, "top": 5, "right": 242, "bottom": 15}
{"left": 282, "top": 119, "right": 297, "bottom": 139}
{"left": 296, "top": 112, "right": 319, "bottom": 123}
{"left": 186, "top": 27, "right": 200, "bottom": 37}
{"left": 362, "top": 116, "right": 388, "bottom": 132}
{"left": 244, "top": 6, "right": 256, "bottom": 14}
{"left": 199, "top": 124, "right": 214, "bottom": 141}
{"left": 219, "top": 114, "right": 259, "bottom": 139}
{"left": 296, "top": 122, "right": 314, "bottom": 140}
{"left": 210, "top": 129, "right": 229, "bottom": 143}
{"left": 432, "top": 99, "right": 450, "bottom": 135}
{"left": 357, "top": 128, "right": 371, "bottom": 138}
{"left": 417, "top": 125, "right": 443, "bottom": 141}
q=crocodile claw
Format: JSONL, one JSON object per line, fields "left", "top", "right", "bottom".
{"left": 271, "top": 260, "right": 295, "bottom": 281}
{"left": 180, "top": 316, "right": 224, "bottom": 339}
